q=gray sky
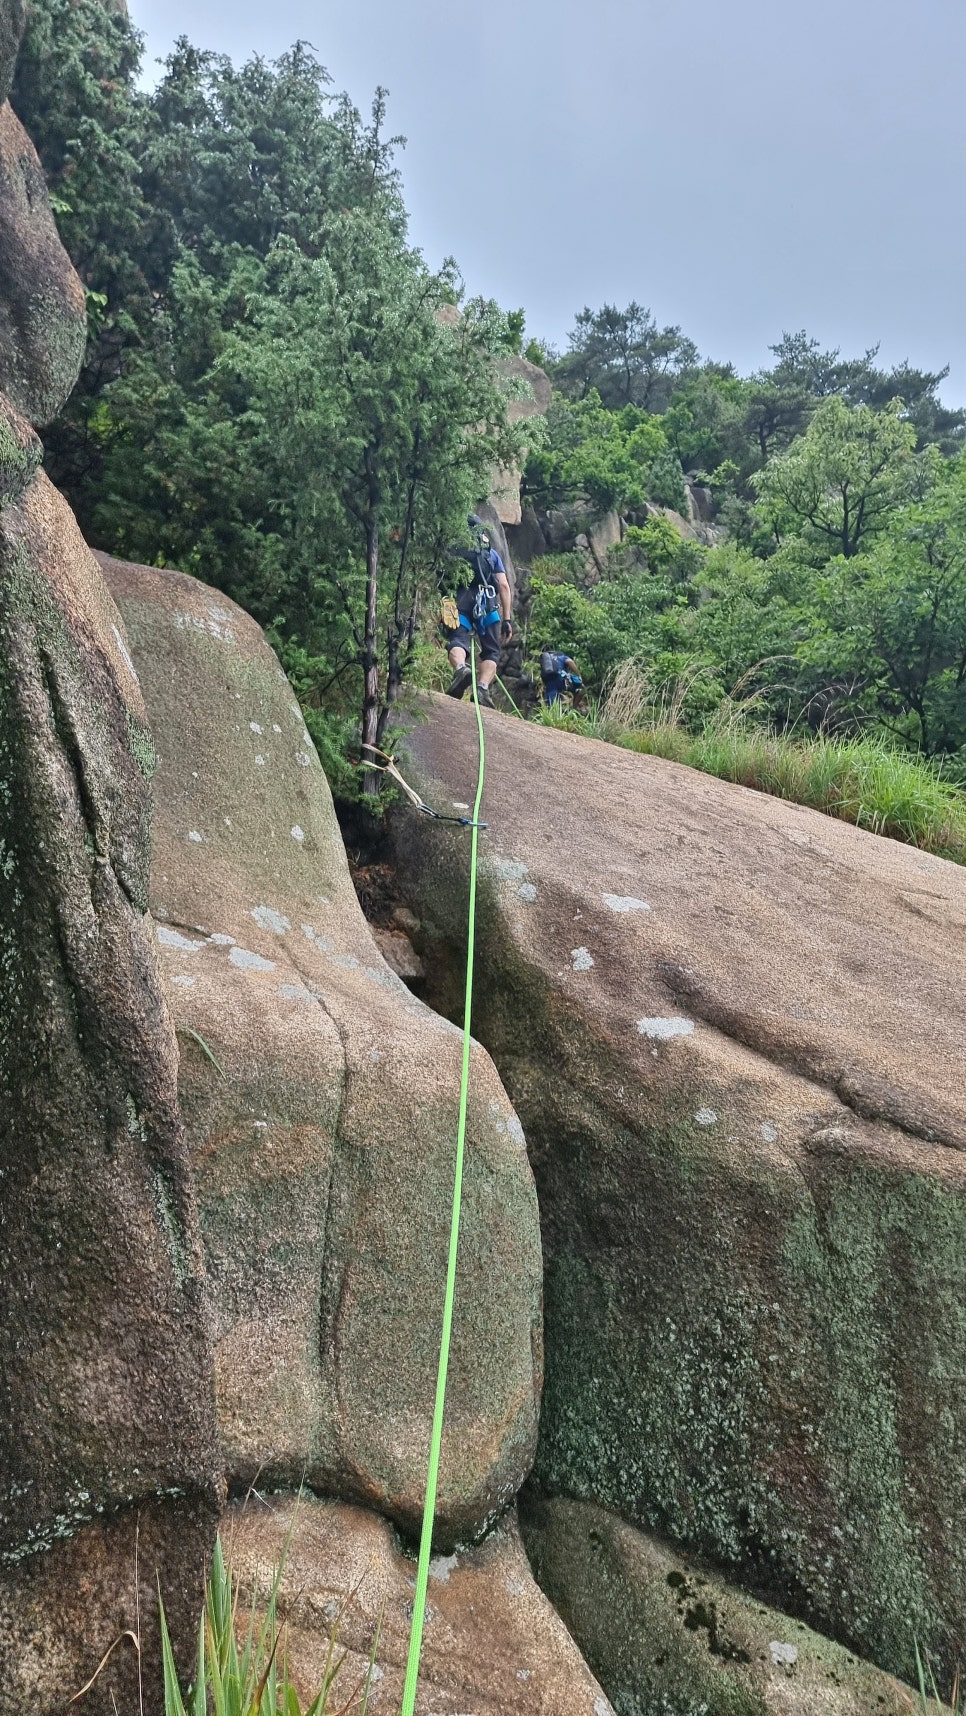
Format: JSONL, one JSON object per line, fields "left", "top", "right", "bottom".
{"left": 134, "top": 0, "right": 966, "bottom": 404}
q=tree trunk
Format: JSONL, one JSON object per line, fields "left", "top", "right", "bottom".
{"left": 361, "top": 512, "right": 381, "bottom": 796}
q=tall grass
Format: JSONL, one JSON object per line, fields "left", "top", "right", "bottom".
{"left": 160, "top": 1535, "right": 378, "bottom": 1716}
{"left": 912, "top": 1640, "right": 961, "bottom": 1714}
{"left": 536, "top": 661, "right": 966, "bottom": 864}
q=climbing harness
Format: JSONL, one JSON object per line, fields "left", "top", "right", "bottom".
{"left": 359, "top": 744, "right": 487, "bottom": 829}
{"left": 398, "top": 648, "right": 488, "bottom": 1716}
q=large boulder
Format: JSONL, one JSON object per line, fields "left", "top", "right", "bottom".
{"left": 393, "top": 696, "right": 966, "bottom": 1680}
{"left": 101, "top": 554, "right": 543, "bottom": 1547}
{"left": 0, "top": 102, "right": 86, "bottom": 424}
{"left": 0, "top": 427, "right": 220, "bottom": 1714}
{"left": 521, "top": 1490, "right": 915, "bottom": 1716}
{"left": 0, "top": 0, "right": 26, "bottom": 104}
{"left": 226, "top": 1492, "right": 614, "bottom": 1716}
{"left": 490, "top": 353, "right": 551, "bottom": 527}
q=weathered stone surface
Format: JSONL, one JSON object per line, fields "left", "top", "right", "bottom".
{"left": 0, "top": 477, "right": 219, "bottom": 1712}
{"left": 227, "top": 1492, "right": 614, "bottom": 1716}
{"left": 102, "top": 554, "right": 543, "bottom": 1547}
{"left": 0, "top": 0, "right": 26, "bottom": 105}
{"left": 0, "top": 102, "right": 86, "bottom": 424}
{"left": 490, "top": 353, "right": 551, "bottom": 526}
{"left": 521, "top": 1491, "right": 914, "bottom": 1716}
{"left": 393, "top": 696, "right": 966, "bottom": 1679}
{"left": 0, "top": 389, "right": 42, "bottom": 508}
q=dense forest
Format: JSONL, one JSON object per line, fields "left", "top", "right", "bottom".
{"left": 12, "top": 0, "right": 966, "bottom": 792}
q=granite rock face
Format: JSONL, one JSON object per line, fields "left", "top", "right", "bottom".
{"left": 226, "top": 1492, "right": 615, "bottom": 1716}
{"left": 103, "top": 554, "right": 544, "bottom": 1548}
{"left": 0, "top": 461, "right": 220, "bottom": 1715}
{"left": 521, "top": 1490, "right": 915, "bottom": 1716}
{"left": 393, "top": 694, "right": 966, "bottom": 1680}
{"left": 0, "top": 103, "right": 86, "bottom": 425}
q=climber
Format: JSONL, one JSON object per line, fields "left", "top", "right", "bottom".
{"left": 441, "top": 516, "right": 513, "bottom": 710}
{"left": 539, "top": 646, "right": 582, "bottom": 707}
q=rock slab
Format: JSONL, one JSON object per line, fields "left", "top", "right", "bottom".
{"left": 226, "top": 1492, "right": 614, "bottom": 1716}
{"left": 394, "top": 694, "right": 966, "bottom": 1680}
{"left": 103, "top": 555, "right": 543, "bottom": 1547}
{"left": 521, "top": 1490, "right": 915, "bottom": 1716}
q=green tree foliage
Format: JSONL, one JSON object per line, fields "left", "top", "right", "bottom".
{"left": 524, "top": 395, "right": 683, "bottom": 517}
{"left": 754, "top": 397, "right": 919, "bottom": 562}
{"left": 807, "top": 459, "right": 966, "bottom": 752}
{"left": 554, "top": 302, "right": 699, "bottom": 411}
{"left": 14, "top": 1, "right": 521, "bottom": 779}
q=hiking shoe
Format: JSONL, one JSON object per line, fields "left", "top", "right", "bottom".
{"left": 476, "top": 685, "right": 495, "bottom": 709}
{"left": 446, "top": 665, "right": 472, "bottom": 699}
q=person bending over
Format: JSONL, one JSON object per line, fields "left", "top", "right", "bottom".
{"left": 539, "top": 646, "right": 582, "bottom": 707}
{"left": 443, "top": 518, "right": 512, "bottom": 709}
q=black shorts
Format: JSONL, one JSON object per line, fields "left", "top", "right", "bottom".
{"left": 446, "top": 620, "right": 503, "bottom": 664}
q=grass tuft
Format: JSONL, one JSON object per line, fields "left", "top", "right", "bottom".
{"left": 160, "top": 1532, "right": 378, "bottom": 1716}
{"left": 536, "top": 662, "right": 966, "bottom": 865}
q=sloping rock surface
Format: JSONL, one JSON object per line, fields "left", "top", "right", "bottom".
{"left": 0, "top": 458, "right": 219, "bottom": 1714}
{"left": 394, "top": 695, "right": 966, "bottom": 1678}
{"left": 0, "top": 0, "right": 25, "bottom": 104}
{"left": 521, "top": 1490, "right": 914, "bottom": 1716}
{"left": 0, "top": 102, "right": 86, "bottom": 424}
{"left": 227, "top": 1492, "right": 614, "bottom": 1716}
{"left": 102, "top": 555, "right": 543, "bottom": 1547}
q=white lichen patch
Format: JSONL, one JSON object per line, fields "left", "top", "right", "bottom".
{"left": 157, "top": 926, "right": 205, "bottom": 952}
{"left": 603, "top": 893, "right": 650, "bottom": 913}
{"left": 255, "top": 755, "right": 265, "bottom": 766}
{"left": 111, "top": 624, "right": 139, "bottom": 683}
{"left": 209, "top": 932, "right": 235, "bottom": 946}
{"left": 571, "top": 946, "right": 594, "bottom": 970}
{"left": 249, "top": 722, "right": 263, "bottom": 734}
{"left": 487, "top": 856, "right": 530, "bottom": 883}
{"left": 171, "top": 974, "right": 196, "bottom": 987}
{"left": 187, "top": 830, "right": 204, "bottom": 843}
{"left": 769, "top": 1642, "right": 798, "bottom": 1667}
{"left": 453, "top": 801, "right": 470, "bottom": 810}
{"left": 636, "top": 1015, "right": 694, "bottom": 1040}
{"left": 761, "top": 1121, "right": 778, "bottom": 1142}
{"left": 251, "top": 905, "right": 291, "bottom": 935}
{"left": 278, "top": 982, "right": 314, "bottom": 1002}
{"left": 428, "top": 1552, "right": 459, "bottom": 1584}
{"left": 694, "top": 1107, "right": 718, "bottom": 1126}
{"left": 517, "top": 882, "right": 537, "bottom": 902}
{"left": 174, "top": 610, "right": 235, "bottom": 644}
{"left": 507, "top": 1114, "right": 526, "bottom": 1145}
{"left": 294, "top": 751, "right": 312, "bottom": 767}
{"left": 302, "top": 924, "right": 335, "bottom": 953}
{"left": 291, "top": 826, "right": 305, "bottom": 843}
{"left": 229, "top": 946, "right": 276, "bottom": 972}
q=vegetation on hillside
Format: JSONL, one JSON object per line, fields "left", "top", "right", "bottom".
{"left": 12, "top": 0, "right": 966, "bottom": 829}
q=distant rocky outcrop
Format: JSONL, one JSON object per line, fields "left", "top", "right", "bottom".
{"left": 490, "top": 353, "right": 552, "bottom": 528}
{"left": 102, "top": 554, "right": 544, "bottom": 1547}
{"left": 393, "top": 695, "right": 966, "bottom": 1683}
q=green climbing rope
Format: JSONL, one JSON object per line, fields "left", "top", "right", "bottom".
{"left": 399, "top": 650, "right": 487, "bottom": 1716}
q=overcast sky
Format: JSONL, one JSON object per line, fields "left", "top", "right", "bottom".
{"left": 133, "top": 0, "right": 966, "bottom": 404}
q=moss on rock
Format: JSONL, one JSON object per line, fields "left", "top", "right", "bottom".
{"left": 519, "top": 1490, "right": 915, "bottom": 1716}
